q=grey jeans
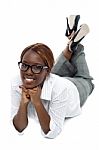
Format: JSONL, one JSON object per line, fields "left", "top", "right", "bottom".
{"left": 51, "top": 44, "right": 94, "bottom": 107}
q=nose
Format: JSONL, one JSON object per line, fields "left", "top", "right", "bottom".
{"left": 26, "top": 66, "right": 33, "bottom": 75}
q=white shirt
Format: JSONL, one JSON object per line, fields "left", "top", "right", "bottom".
{"left": 11, "top": 73, "right": 81, "bottom": 139}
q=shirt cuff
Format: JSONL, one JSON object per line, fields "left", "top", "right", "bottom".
{"left": 41, "top": 117, "right": 62, "bottom": 139}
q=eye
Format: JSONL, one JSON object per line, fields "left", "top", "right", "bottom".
{"left": 36, "top": 65, "right": 43, "bottom": 69}
{"left": 20, "top": 63, "right": 28, "bottom": 71}
{"left": 33, "top": 65, "right": 43, "bottom": 70}
{"left": 31, "top": 65, "right": 43, "bottom": 73}
{"left": 21, "top": 63, "right": 28, "bottom": 68}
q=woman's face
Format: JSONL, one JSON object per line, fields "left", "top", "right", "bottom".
{"left": 20, "top": 50, "right": 49, "bottom": 89}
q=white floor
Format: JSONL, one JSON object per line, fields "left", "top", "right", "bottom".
{"left": 0, "top": 0, "right": 99, "bottom": 149}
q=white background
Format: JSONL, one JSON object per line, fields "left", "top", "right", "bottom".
{"left": 0, "top": 0, "right": 99, "bottom": 149}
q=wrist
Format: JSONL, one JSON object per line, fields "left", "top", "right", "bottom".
{"left": 31, "top": 98, "right": 41, "bottom": 106}
{"left": 20, "top": 100, "right": 29, "bottom": 107}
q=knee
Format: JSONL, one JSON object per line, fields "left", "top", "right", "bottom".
{"left": 87, "top": 79, "right": 95, "bottom": 95}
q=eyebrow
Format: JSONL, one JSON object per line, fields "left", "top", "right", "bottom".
{"left": 22, "top": 61, "right": 45, "bottom": 66}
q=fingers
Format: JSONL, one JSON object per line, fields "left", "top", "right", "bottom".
{"left": 19, "top": 85, "right": 41, "bottom": 97}
{"left": 19, "top": 85, "right": 30, "bottom": 100}
{"left": 26, "top": 94, "right": 30, "bottom": 99}
{"left": 28, "top": 86, "right": 41, "bottom": 97}
{"left": 19, "top": 85, "right": 27, "bottom": 93}
{"left": 29, "top": 87, "right": 38, "bottom": 94}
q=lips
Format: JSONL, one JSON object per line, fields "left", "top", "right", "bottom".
{"left": 25, "top": 78, "right": 34, "bottom": 82}
{"left": 23, "top": 77, "right": 36, "bottom": 89}
{"left": 24, "top": 76, "right": 36, "bottom": 84}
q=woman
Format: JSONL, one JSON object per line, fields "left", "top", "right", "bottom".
{"left": 11, "top": 15, "right": 94, "bottom": 139}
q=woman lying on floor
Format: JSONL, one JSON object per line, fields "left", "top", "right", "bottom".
{"left": 11, "top": 15, "right": 94, "bottom": 139}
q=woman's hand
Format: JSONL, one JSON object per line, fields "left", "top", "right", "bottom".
{"left": 28, "top": 86, "right": 42, "bottom": 105}
{"left": 19, "top": 85, "right": 31, "bottom": 105}
{"left": 19, "top": 85, "right": 42, "bottom": 105}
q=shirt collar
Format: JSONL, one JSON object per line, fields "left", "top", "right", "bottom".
{"left": 41, "top": 74, "right": 53, "bottom": 101}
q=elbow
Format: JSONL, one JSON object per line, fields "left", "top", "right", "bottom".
{"left": 42, "top": 127, "right": 50, "bottom": 135}
{"left": 13, "top": 119, "right": 28, "bottom": 133}
{"left": 13, "top": 123, "right": 28, "bottom": 133}
{"left": 15, "top": 126, "right": 26, "bottom": 133}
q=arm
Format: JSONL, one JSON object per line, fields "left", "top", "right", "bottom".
{"left": 33, "top": 99, "right": 50, "bottom": 134}
{"left": 13, "top": 102, "right": 28, "bottom": 132}
{"left": 29, "top": 87, "right": 51, "bottom": 134}
{"left": 13, "top": 86, "right": 30, "bottom": 132}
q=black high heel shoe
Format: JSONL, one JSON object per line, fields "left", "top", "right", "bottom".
{"left": 65, "top": 15, "right": 80, "bottom": 38}
{"left": 70, "top": 24, "right": 90, "bottom": 51}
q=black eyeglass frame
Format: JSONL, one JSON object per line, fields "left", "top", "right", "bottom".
{"left": 18, "top": 62, "right": 48, "bottom": 74}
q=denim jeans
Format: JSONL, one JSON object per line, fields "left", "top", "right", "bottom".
{"left": 51, "top": 44, "right": 94, "bottom": 107}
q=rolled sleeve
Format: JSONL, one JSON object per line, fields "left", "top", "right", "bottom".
{"left": 41, "top": 116, "right": 62, "bottom": 139}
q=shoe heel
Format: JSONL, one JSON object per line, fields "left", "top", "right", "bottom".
{"left": 65, "top": 15, "right": 80, "bottom": 37}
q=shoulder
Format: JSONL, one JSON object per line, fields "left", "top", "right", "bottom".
{"left": 49, "top": 73, "right": 73, "bottom": 88}
{"left": 11, "top": 74, "right": 22, "bottom": 89}
{"left": 47, "top": 73, "right": 70, "bottom": 93}
{"left": 48, "top": 73, "right": 78, "bottom": 96}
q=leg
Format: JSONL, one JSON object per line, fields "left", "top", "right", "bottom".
{"left": 51, "top": 44, "right": 77, "bottom": 77}
{"left": 51, "top": 44, "right": 94, "bottom": 107}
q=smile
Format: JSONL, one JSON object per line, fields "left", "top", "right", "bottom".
{"left": 25, "top": 77, "right": 36, "bottom": 83}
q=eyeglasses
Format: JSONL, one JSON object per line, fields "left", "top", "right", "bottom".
{"left": 18, "top": 62, "right": 48, "bottom": 74}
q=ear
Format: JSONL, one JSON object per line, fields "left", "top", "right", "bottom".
{"left": 45, "top": 68, "right": 50, "bottom": 76}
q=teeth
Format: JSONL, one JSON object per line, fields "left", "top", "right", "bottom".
{"left": 25, "top": 78, "right": 33, "bottom": 82}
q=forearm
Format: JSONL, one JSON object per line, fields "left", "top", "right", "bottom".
{"left": 13, "top": 102, "right": 28, "bottom": 132}
{"left": 33, "top": 100, "right": 50, "bottom": 134}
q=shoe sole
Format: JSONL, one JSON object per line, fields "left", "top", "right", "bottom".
{"left": 70, "top": 24, "right": 90, "bottom": 51}
{"left": 73, "top": 24, "right": 90, "bottom": 43}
